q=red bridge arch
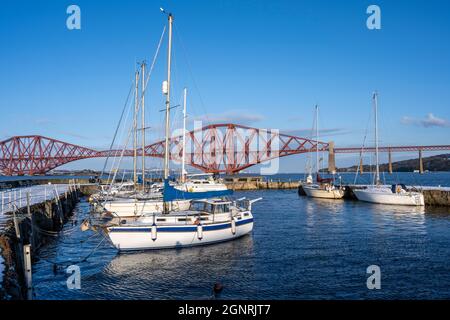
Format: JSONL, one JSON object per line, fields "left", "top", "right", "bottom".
{"left": 1, "top": 124, "right": 449, "bottom": 176}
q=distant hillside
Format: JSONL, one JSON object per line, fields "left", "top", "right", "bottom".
{"left": 335, "top": 153, "right": 450, "bottom": 173}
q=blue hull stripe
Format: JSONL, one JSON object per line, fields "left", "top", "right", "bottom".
{"left": 110, "top": 218, "right": 253, "bottom": 233}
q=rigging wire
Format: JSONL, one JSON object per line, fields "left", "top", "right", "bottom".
{"left": 353, "top": 109, "right": 373, "bottom": 185}
{"left": 99, "top": 80, "right": 135, "bottom": 184}
{"left": 173, "top": 23, "right": 211, "bottom": 125}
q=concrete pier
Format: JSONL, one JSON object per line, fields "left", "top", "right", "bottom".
{"left": 328, "top": 141, "right": 336, "bottom": 173}
{"left": 419, "top": 149, "right": 424, "bottom": 174}
{"left": 388, "top": 149, "right": 393, "bottom": 174}
{"left": 360, "top": 156, "right": 364, "bottom": 174}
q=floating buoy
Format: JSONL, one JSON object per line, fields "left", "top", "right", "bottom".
{"left": 197, "top": 223, "right": 203, "bottom": 240}
{"left": 213, "top": 282, "right": 224, "bottom": 294}
{"left": 151, "top": 224, "right": 157, "bottom": 241}
{"left": 231, "top": 218, "right": 236, "bottom": 235}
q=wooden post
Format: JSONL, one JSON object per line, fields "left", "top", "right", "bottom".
{"left": 13, "top": 207, "right": 21, "bottom": 240}
{"left": 23, "top": 244, "right": 33, "bottom": 300}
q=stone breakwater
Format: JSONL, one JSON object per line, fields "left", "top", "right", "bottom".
{"left": 0, "top": 185, "right": 81, "bottom": 300}
{"left": 223, "top": 176, "right": 298, "bottom": 190}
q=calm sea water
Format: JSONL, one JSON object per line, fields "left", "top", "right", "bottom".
{"left": 25, "top": 173, "right": 450, "bottom": 299}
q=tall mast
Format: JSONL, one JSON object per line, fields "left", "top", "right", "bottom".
{"left": 163, "top": 13, "right": 173, "bottom": 180}
{"left": 181, "top": 87, "right": 187, "bottom": 183}
{"left": 315, "top": 105, "right": 319, "bottom": 176}
{"left": 133, "top": 70, "right": 139, "bottom": 186}
{"left": 374, "top": 92, "right": 380, "bottom": 185}
{"left": 141, "top": 62, "right": 146, "bottom": 190}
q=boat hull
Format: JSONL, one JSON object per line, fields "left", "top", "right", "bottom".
{"left": 303, "top": 185, "right": 344, "bottom": 199}
{"left": 107, "top": 218, "right": 254, "bottom": 251}
{"left": 353, "top": 189, "right": 424, "bottom": 206}
{"left": 101, "top": 199, "right": 192, "bottom": 217}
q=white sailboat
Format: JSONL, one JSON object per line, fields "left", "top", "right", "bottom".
{"left": 303, "top": 105, "right": 345, "bottom": 199}
{"left": 176, "top": 174, "right": 228, "bottom": 193}
{"left": 95, "top": 62, "right": 191, "bottom": 217}
{"left": 107, "top": 198, "right": 256, "bottom": 250}
{"left": 173, "top": 88, "right": 228, "bottom": 193}
{"left": 105, "top": 11, "right": 261, "bottom": 250}
{"left": 353, "top": 92, "right": 425, "bottom": 206}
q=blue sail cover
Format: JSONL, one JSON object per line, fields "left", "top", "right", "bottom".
{"left": 163, "top": 179, "right": 233, "bottom": 202}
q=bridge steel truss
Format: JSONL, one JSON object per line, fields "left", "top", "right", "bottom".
{"left": 1, "top": 124, "right": 449, "bottom": 176}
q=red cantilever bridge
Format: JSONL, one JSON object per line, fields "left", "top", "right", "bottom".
{"left": 1, "top": 123, "right": 449, "bottom": 176}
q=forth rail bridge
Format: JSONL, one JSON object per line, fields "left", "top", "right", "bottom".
{"left": 1, "top": 123, "right": 449, "bottom": 176}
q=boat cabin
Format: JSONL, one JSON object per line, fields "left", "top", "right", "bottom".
{"left": 190, "top": 199, "right": 232, "bottom": 214}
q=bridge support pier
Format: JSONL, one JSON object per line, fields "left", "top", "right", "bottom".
{"left": 359, "top": 154, "right": 364, "bottom": 174}
{"left": 419, "top": 149, "right": 424, "bottom": 174}
{"left": 327, "top": 141, "right": 336, "bottom": 174}
{"left": 388, "top": 148, "right": 393, "bottom": 174}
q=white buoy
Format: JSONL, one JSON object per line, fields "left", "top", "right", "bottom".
{"left": 151, "top": 224, "right": 157, "bottom": 241}
{"left": 231, "top": 218, "right": 236, "bottom": 235}
{"left": 197, "top": 224, "right": 203, "bottom": 240}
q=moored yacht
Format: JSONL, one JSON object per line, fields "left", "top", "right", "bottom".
{"left": 175, "top": 174, "right": 227, "bottom": 193}
{"left": 302, "top": 105, "right": 344, "bottom": 200}
{"left": 353, "top": 184, "right": 424, "bottom": 206}
{"left": 106, "top": 198, "right": 257, "bottom": 251}
{"left": 353, "top": 92, "right": 424, "bottom": 206}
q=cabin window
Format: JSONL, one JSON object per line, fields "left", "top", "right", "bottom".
{"left": 214, "top": 204, "right": 230, "bottom": 213}
{"left": 157, "top": 218, "right": 166, "bottom": 222}
{"left": 191, "top": 202, "right": 213, "bottom": 213}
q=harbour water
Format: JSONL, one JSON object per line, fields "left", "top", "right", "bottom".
{"left": 28, "top": 172, "right": 450, "bottom": 299}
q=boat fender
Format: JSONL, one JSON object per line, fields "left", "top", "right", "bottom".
{"left": 231, "top": 218, "right": 236, "bottom": 235}
{"left": 197, "top": 224, "right": 203, "bottom": 240}
{"left": 151, "top": 224, "right": 157, "bottom": 241}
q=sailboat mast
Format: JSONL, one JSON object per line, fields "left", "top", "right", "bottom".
{"left": 316, "top": 105, "right": 319, "bottom": 176}
{"left": 141, "top": 62, "right": 146, "bottom": 190}
{"left": 374, "top": 92, "right": 380, "bottom": 185}
{"left": 181, "top": 87, "right": 187, "bottom": 183}
{"left": 133, "top": 70, "right": 139, "bottom": 186}
{"left": 163, "top": 13, "right": 173, "bottom": 180}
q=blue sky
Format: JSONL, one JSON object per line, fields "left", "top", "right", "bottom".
{"left": 1, "top": 0, "right": 449, "bottom": 173}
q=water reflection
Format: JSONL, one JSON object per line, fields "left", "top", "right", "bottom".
{"left": 106, "top": 235, "right": 254, "bottom": 274}
{"left": 88, "top": 235, "right": 255, "bottom": 299}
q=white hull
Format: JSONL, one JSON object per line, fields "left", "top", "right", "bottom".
{"left": 303, "top": 185, "right": 344, "bottom": 199}
{"left": 175, "top": 181, "right": 227, "bottom": 193}
{"left": 353, "top": 188, "right": 424, "bottom": 206}
{"left": 101, "top": 199, "right": 192, "bottom": 217}
{"left": 107, "top": 217, "right": 253, "bottom": 251}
